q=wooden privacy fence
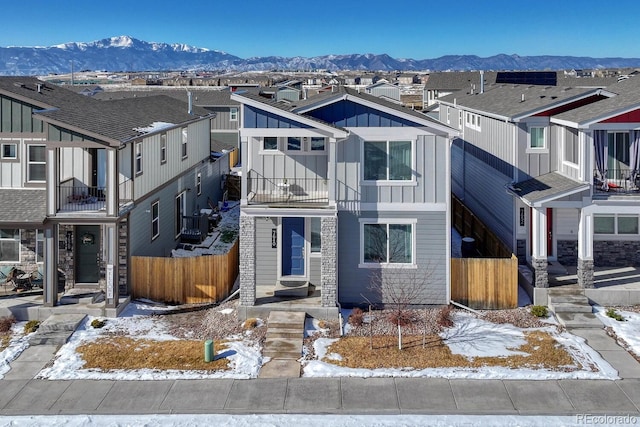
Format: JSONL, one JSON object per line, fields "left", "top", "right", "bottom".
{"left": 451, "top": 255, "right": 519, "bottom": 309}
{"left": 131, "top": 240, "right": 239, "bottom": 304}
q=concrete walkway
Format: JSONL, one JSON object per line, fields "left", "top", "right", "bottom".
{"left": 259, "top": 311, "right": 306, "bottom": 378}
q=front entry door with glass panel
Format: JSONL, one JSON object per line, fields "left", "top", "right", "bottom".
{"left": 282, "top": 217, "right": 305, "bottom": 277}
{"left": 75, "top": 225, "right": 100, "bottom": 283}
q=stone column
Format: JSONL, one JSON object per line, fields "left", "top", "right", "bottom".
{"left": 530, "top": 207, "right": 548, "bottom": 288}
{"left": 105, "top": 224, "right": 119, "bottom": 308}
{"left": 239, "top": 215, "right": 256, "bottom": 306}
{"left": 577, "top": 210, "right": 594, "bottom": 288}
{"left": 531, "top": 257, "right": 549, "bottom": 288}
{"left": 43, "top": 224, "right": 59, "bottom": 307}
{"left": 320, "top": 216, "right": 338, "bottom": 307}
{"left": 577, "top": 258, "right": 595, "bottom": 289}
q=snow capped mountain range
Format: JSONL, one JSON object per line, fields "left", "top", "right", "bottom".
{"left": 1, "top": 35, "right": 640, "bottom": 76}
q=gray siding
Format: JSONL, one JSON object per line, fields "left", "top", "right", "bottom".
{"left": 249, "top": 137, "right": 328, "bottom": 180}
{"left": 206, "top": 107, "right": 239, "bottom": 131}
{"left": 0, "top": 96, "right": 44, "bottom": 133}
{"left": 256, "top": 217, "right": 278, "bottom": 286}
{"left": 337, "top": 210, "right": 448, "bottom": 306}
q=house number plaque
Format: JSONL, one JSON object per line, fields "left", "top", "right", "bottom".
{"left": 272, "top": 228, "right": 277, "bottom": 248}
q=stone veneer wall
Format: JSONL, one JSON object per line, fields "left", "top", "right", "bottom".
{"left": 516, "top": 239, "right": 526, "bottom": 264}
{"left": 557, "top": 240, "right": 578, "bottom": 266}
{"left": 594, "top": 240, "right": 640, "bottom": 267}
{"left": 58, "top": 225, "right": 74, "bottom": 289}
{"left": 13, "top": 229, "right": 39, "bottom": 274}
{"left": 531, "top": 257, "right": 548, "bottom": 288}
{"left": 320, "top": 216, "right": 337, "bottom": 307}
{"left": 239, "top": 216, "right": 256, "bottom": 306}
{"left": 118, "top": 219, "right": 129, "bottom": 296}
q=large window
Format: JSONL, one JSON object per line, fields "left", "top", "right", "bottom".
{"left": 0, "top": 229, "right": 20, "bottom": 263}
{"left": 564, "top": 128, "right": 579, "bottom": 164}
{"left": 135, "top": 142, "right": 143, "bottom": 175}
{"left": 362, "top": 222, "right": 413, "bottom": 265}
{"left": 27, "top": 145, "right": 46, "bottom": 182}
{"left": 608, "top": 132, "right": 630, "bottom": 179}
{"left": 594, "top": 214, "right": 639, "bottom": 235}
{"left": 529, "top": 127, "right": 546, "bottom": 149}
{"left": 1, "top": 143, "right": 17, "bottom": 159}
{"left": 151, "top": 201, "right": 160, "bottom": 240}
{"left": 364, "top": 140, "right": 412, "bottom": 181}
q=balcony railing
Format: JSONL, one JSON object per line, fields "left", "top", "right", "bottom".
{"left": 593, "top": 169, "right": 640, "bottom": 195}
{"left": 57, "top": 178, "right": 133, "bottom": 213}
{"left": 247, "top": 172, "right": 328, "bottom": 205}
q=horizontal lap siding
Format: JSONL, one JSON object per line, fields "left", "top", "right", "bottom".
{"left": 256, "top": 217, "right": 277, "bottom": 286}
{"left": 337, "top": 210, "right": 448, "bottom": 306}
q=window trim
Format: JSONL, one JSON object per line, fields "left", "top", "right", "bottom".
{"left": 262, "top": 136, "right": 279, "bottom": 152}
{"left": 1, "top": 142, "right": 18, "bottom": 160}
{"left": 151, "top": 200, "right": 160, "bottom": 241}
{"left": 362, "top": 139, "right": 415, "bottom": 185}
{"left": 27, "top": 144, "right": 46, "bottom": 183}
{"left": 181, "top": 127, "right": 188, "bottom": 160}
{"left": 160, "top": 134, "right": 167, "bottom": 164}
{"left": 527, "top": 126, "right": 548, "bottom": 153}
{"left": 135, "top": 142, "right": 143, "bottom": 175}
{"left": 230, "top": 107, "right": 238, "bottom": 121}
{"left": 0, "top": 229, "right": 20, "bottom": 263}
{"left": 358, "top": 218, "right": 416, "bottom": 268}
{"left": 594, "top": 214, "right": 639, "bottom": 235}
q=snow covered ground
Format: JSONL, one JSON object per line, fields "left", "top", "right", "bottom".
{"left": 595, "top": 306, "right": 640, "bottom": 359}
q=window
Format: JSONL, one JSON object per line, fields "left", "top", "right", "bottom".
{"left": 465, "top": 112, "right": 481, "bottom": 131}
{"left": 181, "top": 128, "right": 188, "bottom": 159}
{"left": 160, "top": 134, "right": 167, "bottom": 164}
{"left": 36, "top": 229, "right": 44, "bottom": 263}
{"left": 135, "top": 142, "right": 143, "bottom": 175}
{"left": 595, "top": 214, "right": 639, "bottom": 235}
{"left": 530, "top": 127, "right": 546, "bottom": 149}
{"left": 230, "top": 107, "right": 238, "bottom": 121}
{"left": 1, "top": 143, "right": 17, "bottom": 159}
{"left": 310, "top": 137, "right": 325, "bottom": 151}
{"left": 196, "top": 172, "right": 202, "bottom": 196}
{"left": 446, "top": 107, "right": 450, "bottom": 124}
{"left": 364, "top": 140, "right": 412, "bottom": 181}
{"left": 27, "top": 145, "right": 45, "bottom": 182}
{"left": 362, "top": 222, "right": 413, "bottom": 264}
{"left": 287, "top": 137, "right": 301, "bottom": 151}
{"left": 151, "top": 201, "right": 160, "bottom": 240}
{"left": 564, "top": 128, "right": 579, "bottom": 164}
{"left": 310, "top": 218, "right": 321, "bottom": 253}
{"left": 175, "top": 192, "right": 186, "bottom": 237}
{"left": 458, "top": 111, "right": 463, "bottom": 129}
{"left": 263, "top": 137, "right": 278, "bottom": 151}
{"left": 607, "top": 132, "right": 630, "bottom": 179}
{"left": 0, "top": 229, "right": 20, "bottom": 263}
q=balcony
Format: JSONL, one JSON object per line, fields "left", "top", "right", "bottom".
{"left": 593, "top": 169, "right": 640, "bottom": 197}
{"left": 57, "top": 178, "right": 133, "bottom": 213}
{"left": 247, "top": 170, "right": 328, "bottom": 206}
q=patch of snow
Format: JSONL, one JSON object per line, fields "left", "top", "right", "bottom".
{"left": 0, "top": 322, "right": 32, "bottom": 379}
{"left": 133, "top": 121, "right": 175, "bottom": 134}
{"left": 218, "top": 308, "right": 234, "bottom": 315}
{"left": 595, "top": 306, "right": 640, "bottom": 358}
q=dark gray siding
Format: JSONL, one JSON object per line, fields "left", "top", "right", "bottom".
{"left": 0, "top": 96, "right": 44, "bottom": 133}
{"left": 337, "top": 210, "right": 448, "bottom": 306}
{"left": 256, "top": 217, "right": 278, "bottom": 286}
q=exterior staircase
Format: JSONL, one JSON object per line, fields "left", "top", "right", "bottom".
{"left": 547, "top": 286, "right": 602, "bottom": 328}
{"left": 28, "top": 313, "right": 87, "bottom": 346}
{"left": 258, "top": 311, "right": 306, "bottom": 378}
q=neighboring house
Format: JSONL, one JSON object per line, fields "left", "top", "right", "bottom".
{"left": 437, "top": 78, "right": 640, "bottom": 302}
{"left": 231, "top": 86, "right": 457, "bottom": 318}
{"left": 0, "top": 77, "right": 227, "bottom": 314}
{"left": 365, "top": 81, "right": 401, "bottom": 102}
{"left": 423, "top": 71, "right": 498, "bottom": 108}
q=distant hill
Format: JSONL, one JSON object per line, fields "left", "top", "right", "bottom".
{"left": 1, "top": 35, "right": 640, "bottom": 75}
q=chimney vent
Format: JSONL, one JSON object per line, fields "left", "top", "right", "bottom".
{"left": 521, "top": 93, "right": 525, "bottom": 102}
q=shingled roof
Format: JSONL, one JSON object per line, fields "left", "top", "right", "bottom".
{"left": 92, "top": 88, "right": 239, "bottom": 107}
{"left": 0, "top": 189, "right": 46, "bottom": 225}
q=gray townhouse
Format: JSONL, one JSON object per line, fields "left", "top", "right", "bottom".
{"left": 231, "top": 86, "right": 458, "bottom": 319}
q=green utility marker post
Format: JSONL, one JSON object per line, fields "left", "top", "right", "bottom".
{"left": 204, "top": 339, "right": 214, "bottom": 362}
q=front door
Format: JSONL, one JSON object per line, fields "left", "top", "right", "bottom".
{"left": 282, "top": 217, "right": 305, "bottom": 277}
{"left": 75, "top": 225, "right": 100, "bottom": 283}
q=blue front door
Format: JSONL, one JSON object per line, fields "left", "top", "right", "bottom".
{"left": 282, "top": 217, "right": 305, "bottom": 276}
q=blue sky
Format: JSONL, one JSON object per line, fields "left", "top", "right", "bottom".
{"left": 1, "top": 0, "right": 637, "bottom": 59}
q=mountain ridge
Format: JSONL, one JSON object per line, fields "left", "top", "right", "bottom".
{"left": 1, "top": 35, "right": 640, "bottom": 75}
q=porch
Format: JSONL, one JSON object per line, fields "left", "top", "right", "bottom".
{"left": 593, "top": 168, "right": 640, "bottom": 196}
{"left": 246, "top": 171, "right": 329, "bottom": 206}
{"left": 56, "top": 178, "right": 133, "bottom": 214}
{"left": 237, "top": 285, "right": 339, "bottom": 320}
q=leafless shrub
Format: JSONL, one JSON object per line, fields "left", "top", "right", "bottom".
{"left": 436, "top": 305, "right": 454, "bottom": 330}
{"left": 0, "top": 316, "right": 16, "bottom": 333}
{"left": 348, "top": 308, "right": 364, "bottom": 327}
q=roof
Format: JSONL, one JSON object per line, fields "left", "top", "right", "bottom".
{"left": 0, "top": 189, "right": 46, "bottom": 224}
{"left": 552, "top": 76, "right": 640, "bottom": 126}
{"left": 93, "top": 88, "right": 239, "bottom": 107}
{"left": 508, "top": 172, "right": 589, "bottom": 206}
{"left": 424, "top": 71, "right": 498, "bottom": 91}
{"left": 0, "top": 76, "right": 97, "bottom": 112}
{"left": 438, "top": 84, "right": 601, "bottom": 120}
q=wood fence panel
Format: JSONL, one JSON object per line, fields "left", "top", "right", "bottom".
{"left": 451, "top": 255, "right": 518, "bottom": 309}
{"left": 131, "top": 240, "right": 239, "bottom": 304}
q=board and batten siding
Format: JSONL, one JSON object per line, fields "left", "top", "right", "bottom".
{"left": 0, "top": 95, "right": 44, "bottom": 133}
{"left": 337, "top": 210, "right": 448, "bottom": 306}
{"left": 0, "top": 137, "right": 46, "bottom": 188}
{"left": 206, "top": 107, "right": 239, "bottom": 131}
{"left": 255, "top": 217, "right": 278, "bottom": 286}
{"left": 517, "top": 122, "right": 559, "bottom": 179}
{"left": 335, "top": 133, "right": 448, "bottom": 205}
{"left": 249, "top": 136, "right": 328, "bottom": 181}
{"left": 133, "top": 120, "right": 211, "bottom": 200}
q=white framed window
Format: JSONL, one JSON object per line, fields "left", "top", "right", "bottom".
{"left": 0, "top": 229, "right": 20, "bottom": 263}
{"left": 230, "top": 107, "right": 238, "bottom": 121}
{"left": 458, "top": 111, "right": 463, "bottom": 130}
{"left": 196, "top": 172, "right": 202, "bottom": 196}
{"left": 1, "top": 143, "right": 17, "bottom": 160}
{"left": 359, "top": 219, "right": 415, "bottom": 267}
{"left": 594, "top": 214, "right": 639, "bottom": 235}
{"left": 151, "top": 201, "right": 160, "bottom": 240}
{"left": 310, "top": 137, "right": 326, "bottom": 151}
{"left": 135, "top": 142, "right": 143, "bottom": 175}
{"left": 263, "top": 137, "right": 278, "bottom": 151}
{"left": 175, "top": 191, "right": 186, "bottom": 238}
{"left": 36, "top": 229, "right": 44, "bottom": 263}
{"left": 287, "top": 137, "right": 301, "bottom": 151}
{"left": 310, "top": 217, "right": 321, "bottom": 254}
{"left": 529, "top": 127, "right": 546, "bottom": 150}
{"left": 27, "top": 145, "right": 46, "bottom": 182}
{"left": 181, "top": 128, "right": 188, "bottom": 159}
{"left": 160, "top": 134, "right": 167, "bottom": 164}
{"left": 465, "top": 112, "right": 481, "bottom": 131}
{"left": 363, "top": 140, "right": 413, "bottom": 181}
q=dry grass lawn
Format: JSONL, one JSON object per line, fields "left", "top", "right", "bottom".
{"left": 324, "top": 330, "right": 577, "bottom": 371}
{"left": 0, "top": 334, "right": 10, "bottom": 352}
{"left": 77, "top": 337, "right": 231, "bottom": 371}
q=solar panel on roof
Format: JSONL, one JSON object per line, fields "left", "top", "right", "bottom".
{"left": 496, "top": 71, "right": 557, "bottom": 86}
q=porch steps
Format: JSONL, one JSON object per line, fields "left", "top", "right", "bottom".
{"left": 548, "top": 288, "right": 602, "bottom": 329}
{"left": 274, "top": 280, "right": 310, "bottom": 297}
{"left": 259, "top": 311, "right": 306, "bottom": 378}
{"left": 28, "top": 313, "right": 87, "bottom": 346}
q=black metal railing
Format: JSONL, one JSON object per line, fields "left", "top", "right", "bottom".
{"left": 247, "top": 172, "right": 329, "bottom": 205}
{"left": 593, "top": 169, "right": 640, "bottom": 194}
{"left": 58, "top": 185, "right": 106, "bottom": 211}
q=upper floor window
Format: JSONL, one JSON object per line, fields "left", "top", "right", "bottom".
{"left": 364, "top": 140, "right": 412, "bottom": 181}
{"left": 27, "top": 145, "right": 46, "bottom": 182}
{"left": 196, "top": 172, "right": 202, "bottom": 196}
{"left": 181, "top": 128, "right": 188, "bottom": 159}
{"left": 564, "top": 128, "right": 579, "bottom": 164}
{"left": 446, "top": 106, "right": 450, "bottom": 124}
{"left": 529, "top": 127, "right": 546, "bottom": 150}
{"left": 0, "top": 229, "right": 20, "bottom": 263}
{"left": 160, "top": 134, "right": 167, "bottom": 164}
{"left": 263, "top": 137, "right": 278, "bottom": 151}
{"left": 1, "top": 143, "right": 17, "bottom": 160}
{"left": 465, "top": 112, "right": 481, "bottom": 131}
{"left": 361, "top": 221, "right": 414, "bottom": 266}
{"left": 287, "top": 137, "right": 301, "bottom": 151}
{"left": 135, "top": 142, "right": 143, "bottom": 175}
{"left": 151, "top": 201, "right": 160, "bottom": 240}
{"left": 310, "top": 137, "right": 325, "bottom": 151}
{"left": 230, "top": 107, "right": 238, "bottom": 121}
